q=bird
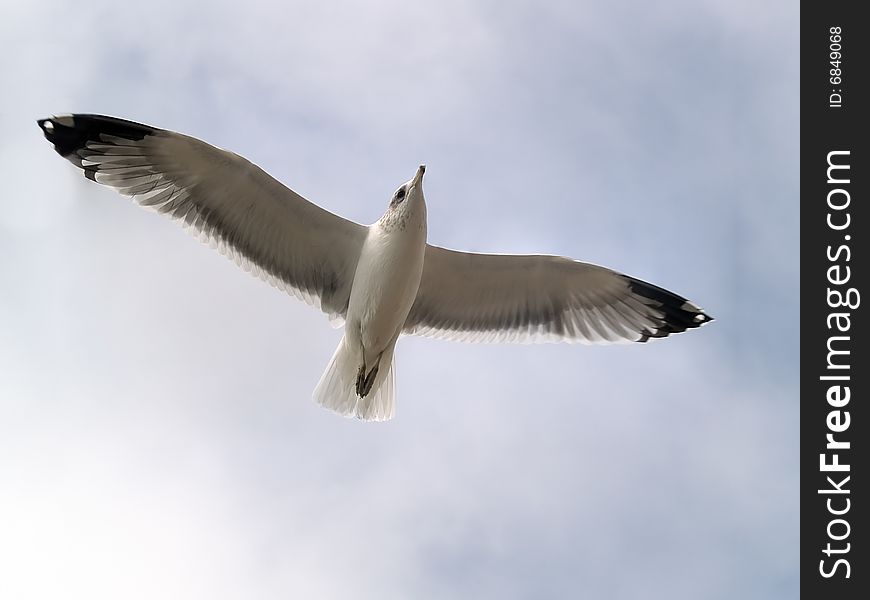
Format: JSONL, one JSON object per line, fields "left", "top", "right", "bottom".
{"left": 38, "top": 114, "right": 713, "bottom": 421}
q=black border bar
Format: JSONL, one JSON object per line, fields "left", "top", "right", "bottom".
{"left": 801, "top": 4, "right": 869, "bottom": 597}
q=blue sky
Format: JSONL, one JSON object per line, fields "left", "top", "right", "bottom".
{"left": 1, "top": 1, "right": 798, "bottom": 598}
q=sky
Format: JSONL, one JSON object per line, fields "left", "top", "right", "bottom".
{"left": 0, "top": 1, "right": 798, "bottom": 598}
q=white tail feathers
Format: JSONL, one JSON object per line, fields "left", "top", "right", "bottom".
{"left": 313, "top": 336, "right": 396, "bottom": 421}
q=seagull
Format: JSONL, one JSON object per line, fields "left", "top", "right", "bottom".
{"left": 38, "top": 114, "right": 713, "bottom": 421}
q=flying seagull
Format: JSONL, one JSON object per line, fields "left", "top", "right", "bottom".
{"left": 38, "top": 114, "right": 712, "bottom": 421}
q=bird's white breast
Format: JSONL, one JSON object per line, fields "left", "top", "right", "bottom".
{"left": 345, "top": 201, "right": 427, "bottom": 364}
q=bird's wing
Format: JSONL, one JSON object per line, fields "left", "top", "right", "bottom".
{"left": 404, "top": 245, "right": 712, "bottom": 344}
{"left": 38, "top": 114, "right": 367, "bottom": 322}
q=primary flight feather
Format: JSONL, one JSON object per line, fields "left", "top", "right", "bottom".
{"left": 38, "top": 114, "right": 712, "bottom": 421}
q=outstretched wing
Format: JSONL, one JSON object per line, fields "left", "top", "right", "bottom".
{"left": 38, "top": 114, "right": 367, "bottom": 322}
{"left": 404, "top": 245, "right": 712, "bottom": 344}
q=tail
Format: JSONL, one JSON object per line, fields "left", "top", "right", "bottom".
{"left": 313, "top": 336, "right": 397, "bottom": 422}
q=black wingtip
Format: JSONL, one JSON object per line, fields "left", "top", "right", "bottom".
{"left": 37, "top": 114, "right": 157, "bottom": 159}
{"left": 37, "top": 117, "right": 61, "bottom": 149}
{"left": 627, "top": 277, "right": 713, "bottom": 343}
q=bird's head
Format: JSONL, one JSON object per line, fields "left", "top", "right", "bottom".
{"left": 378, "top": 164, "right": 427, "bottom": 231}
{"left": 388, "top": 164, "right": 426, "bottom": 211}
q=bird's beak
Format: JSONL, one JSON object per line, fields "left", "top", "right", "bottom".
{"left": 412, "top": 164, "right": 426, "bottom": 186}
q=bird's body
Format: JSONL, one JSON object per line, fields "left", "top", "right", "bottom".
{"left": 317, "top": 167, "right": 428, "bottom": 419}
{"left": 38, "top": 114, "right": 712, "bottom": 421}
{"left": 348, "top": 177, "right": 427, "bottom": 369}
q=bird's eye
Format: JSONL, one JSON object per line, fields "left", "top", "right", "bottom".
{"left": 395, "top": 187, "right": 406, "bottom": 200}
